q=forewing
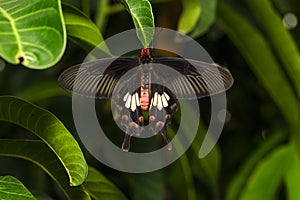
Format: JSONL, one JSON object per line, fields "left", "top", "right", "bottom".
{"left": 152, "top": 58, "right": 234, "bottom": 99}
{"left": 58, "top": 58, "right": 139, "bottom": 98}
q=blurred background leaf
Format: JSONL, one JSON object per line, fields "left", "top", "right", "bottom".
{"left": 189, "top": 0, "right": 216, "bottom": 38}
{"left": 63, "top": 3, "right": 110, "bottom": 54}
{"left": 177, "top": 0, "right": 201, "bottom": 34}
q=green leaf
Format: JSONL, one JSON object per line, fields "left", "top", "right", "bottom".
{"left": 0, "top": 139, "right": 91, "bottom": 200}
{"left": 226, "top": 131, "right": 286, "bottom": 200}
{"left": 83, "top": 167, "right": 127, "bottom": 200}
{"left": 0, "top": 176, "right": 37, "bottom": 200}
{"left": 245, "top": 0, "right": 300, "bottom": 99}
{"left": 0, "top": 96, "right": 88, "bottom": 186}
{"left": 284, "top": 143, "right": 300, "bottom": 200}
{"left": 216, "top": 2, "right": 299, "bottom": 127}
{"left": 190, "top": 0, "right": 216, "bottom": 38}
{"left": 120, "top": 0, "right": 154, "bottom": 47}
{"left": 240, "top": 146, "right": 289, "bottom": 200}
{"left": 0, "top": 0, "right": 66, "bottom": 69}
{"left": 177, "top": 0, "right": 201, "bottom": 34}
{"left": 62, "top": 3, "right": 110, "bottom": 54}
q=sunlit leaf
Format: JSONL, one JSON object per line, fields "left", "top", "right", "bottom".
{"left": 0, "top": 176, "right": 36, "bottom": 200}
{"left": 190, "top": 0, "right": 216, "bottom": 38}
{"left": 0, "top": 139, "right": 90, "bottom": 200}
{"left": 120, "top": 0, "right": 154, "bottom": 47}
{"left": 0, "top": 96, "right": 88, "bottom": 186}
{"left": 177, "top": 0, "right": 201, "bottom": 34}
{"left": 84, "top": 167, "right": 127, "bottom": 200}
{"left": 240, "top": 146, "right": 289, "bottom": 200}
{"left": 0, "top": 0, "right": 66, "bottom": 69}
{"left": 62, "top": 3, "right": 110, "bottom": 54}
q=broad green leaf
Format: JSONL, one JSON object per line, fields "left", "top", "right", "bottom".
{"left": 226, "top": 131, "right": 286, "bottom": 200}
{"left": 0, "top": 176, "right": 36, "bottom": 200}
{"left": 62, "top": 3, "right": 110, "bottom": 54}
{"left": 0, "top": 96, "right": 88, "bottom": 186}
{"left": 83, "top": 167, "right": 127, "bottom": 200}
{"left": 216, "top": 2, "right": 299, "bottom": 127}
{"left": 284, "top": 143, "right": 300, "bottom": 200}
{"left": 245, "top": 0, "right": 300, "bottom": 99}
{"left": 120, "top": 0, "right": 154, "bottom": 47}
{"left": 0, "top": 0, "right": 66, "bottom": 69}
{"left": 0, "top": 139, "right": 90, "bottom": 200}
{"left": 177, "top": 0, "right": 201, "bottom": 34}
{"left": 240, "top": 146, "right": 289, "bottom": 200}
{"left": 190, "top": 0, "right": 216, "bottom": 38}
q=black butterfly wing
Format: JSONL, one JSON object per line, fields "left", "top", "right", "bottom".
{"left": 152, "top": 57, "right": 234, "bottom": 99}
{"left": 58, "top": 57, "right": 144, "bottom": 151}
{"left": 58, "top": 57, "right": 140, "bottom": 99}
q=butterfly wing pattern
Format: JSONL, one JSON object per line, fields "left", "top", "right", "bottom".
{"left": 58, "top": 48, "right": 234, "bottom": 151}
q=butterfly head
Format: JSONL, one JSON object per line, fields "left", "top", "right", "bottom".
{"left": 139, "top": 48, "right": 153, "bottom": 64}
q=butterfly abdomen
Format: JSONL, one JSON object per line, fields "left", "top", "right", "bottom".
{"left": 140, "top": 71, "right": 150, "bottom": 111}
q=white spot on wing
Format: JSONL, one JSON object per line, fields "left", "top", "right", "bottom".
{"left": 135, "top": 93, "right": 140, "bottom": 106}
{"left": 149, "top": 97, "right": 153, "bottom": 109}
{"left": 153, "top": 92, "right": 158, "bottom": 106}
{"left": 161, "top": 94, "right": 168, "bottom": 107}
{"left": 125, "top": 94, "right": 131, "bottom": 108}
{"left": 163, "top": 92, "right": 170, "bottom": 101}
{"left": 157, "top": 94, "right": 163, "bottom": 110}
{"left": 131, "top": 94, "right": 136, "bottom": 111}
{"left": 123, "top": 92, "right": 129, "bottom": 102}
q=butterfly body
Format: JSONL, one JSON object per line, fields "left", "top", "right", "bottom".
{"left": 58, "top": 48, "right": 233, "bottom": 151}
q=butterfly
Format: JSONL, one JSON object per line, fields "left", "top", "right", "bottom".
{"left": 58, "top": 48, "right": 234, "bottom": 151}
